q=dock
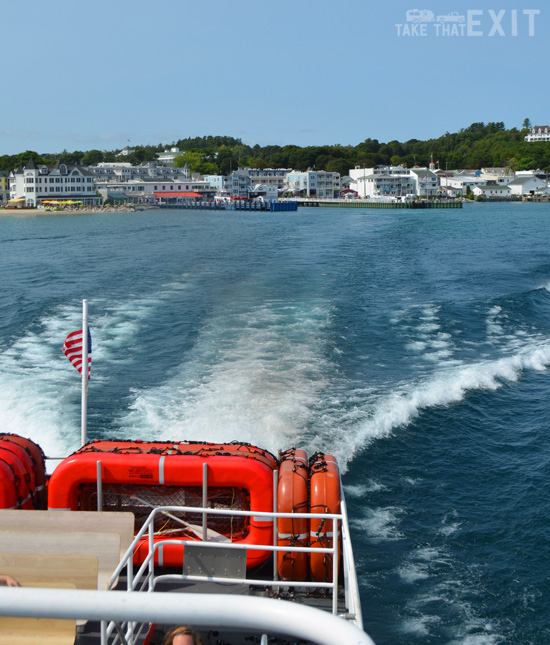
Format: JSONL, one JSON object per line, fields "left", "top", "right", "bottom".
{"left": 298, "top": 199, "right": 462, "bottom": 209}
{"left": 160, "top": 200, "right": 298, "bottom": 212}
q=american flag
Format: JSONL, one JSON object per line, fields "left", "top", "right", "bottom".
{"left": 63, "top": 329, "right": 92, "bottom": 377}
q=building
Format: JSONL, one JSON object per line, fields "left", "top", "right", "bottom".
{"left": 506, "top": 175, "right": 548, "bottom": 196}
{"left": 285, "top": 170, "right": 340, "bottom": 198}
{"left": 9, "top": 158, "right": 100, "bottom": 208}
{"left": 349, "top": 166, "right": 439, "bottom": 198}
{"left": 525, "top": 126, "right": 550, "bottom": 142}
{"left": 156, "top": 147, "right": 182, "bottom": 166}
{"left": 93, "top": 177, "right": 213, "bottom": 205}
{"left": 204, "top": 168, "right": 293, "bottom": 198}
{"left": 0, "top": 171, "right": 9, "bottom": 204}
{"left": 472, "top": 184, "right": 512, "bottom": 199}
{"left": 89, "top": 162, "right": 191, "bottom": 183}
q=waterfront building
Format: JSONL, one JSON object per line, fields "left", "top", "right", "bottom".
{"left": 525, "top": 126, "right": 550, "bottom": 142}
{"left": 285, "top": 170, "right": 340, "bottom": 198}
{"left": 473, "top": 184, "right": 512, "bottom": 199}
{"left": 204, "top": 168, "right": 293, "bottom": 198}
{"left": 506, "top": 175, "right": 549, "bottom": 196}
{"left": 93, "top": 177, "right": 213, "bottom": 205}
{"left": 349, "top": 165, "right": 438, "bottom": 198}
{"left": 9, "top": 158, "right": 100, "bottom": 208}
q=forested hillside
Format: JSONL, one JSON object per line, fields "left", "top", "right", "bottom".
{"left": 1, "top": 122, "right": 549, "bottom": 175}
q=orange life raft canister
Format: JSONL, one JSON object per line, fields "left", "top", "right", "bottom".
{"left": 276, "top": 448, "right": 309, "bottom": 581}
{"left": 47, "top": 440, "right": 277, "bottom": 569}
{"left": 0, "top": 434, "right": 47, "bottom": 509}
{"left": 309, "top": 452, "right": 342, "bottom": 582}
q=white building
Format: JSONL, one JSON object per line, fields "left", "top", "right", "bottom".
{"left": 9, "top": 158, "right": 100, "bottom": 207}
{"left": 204, "top": 168, "right": 293, "bottom": 198}
{"left": 472, "top": 184, "right": 512, "bottom": 199}
{"left": 285, "top": 170, "right": 340, "bottom": 198}
{"left": 349, "top": 166, "right": 438, "bottom": 198}
{"left": 525, "top": 126, "right": 550, "bottom": 142}
{"left": 156, "top": 147, "right": 182, "bottom": 166}
{"left": 506, "top": 175, "right": 548, "bottom": 196}
{"left": 93, "top": 177, "right": 213, "bottom": 204}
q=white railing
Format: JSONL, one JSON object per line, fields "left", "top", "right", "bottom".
{"left": 0, "top": 587, "right": 375, "bottom": 645}
{"left": 102, "top": 502, "right": 364, "bottom": 645}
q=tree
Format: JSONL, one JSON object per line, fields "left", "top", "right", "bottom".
{"left": 522, "top": 118, "right": 532, "bottom": 130}
{"left": 81, "top": 149, "right": 104, "bottom": 166}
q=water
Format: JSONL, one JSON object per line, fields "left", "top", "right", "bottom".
{"left": 1, "top": 203, "right": 549, "bottom": 643}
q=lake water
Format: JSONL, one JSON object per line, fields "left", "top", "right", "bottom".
{"left": 1, "top": 202, "right": 549, "bottom": 643}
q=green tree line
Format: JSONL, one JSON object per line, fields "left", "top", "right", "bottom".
{"left": 1, "top": 122, "right": 549, "bottom": 175}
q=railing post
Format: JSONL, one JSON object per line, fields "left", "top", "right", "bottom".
{"left": 97, "top": 460, "right": 103, "bottom": 512}
{"left": 273, "top": 469, "right": 278, "bottom": 581}
{"left": 332, "top": 518, "right": 339, "bottom": 615}
{"left": 202, "top": 463, "right": 208, "bottom": 541}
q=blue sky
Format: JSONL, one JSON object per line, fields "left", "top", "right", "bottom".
{"left": 1, "top": 0, "right": 547, "bottom": 155}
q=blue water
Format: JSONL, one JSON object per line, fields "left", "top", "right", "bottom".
{"left": 1, "top": 203, "right": 550, "bottom": 643}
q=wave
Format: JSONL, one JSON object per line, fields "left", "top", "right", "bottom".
{"left": 333, "top": 337, "right": 550, "bottom": 471}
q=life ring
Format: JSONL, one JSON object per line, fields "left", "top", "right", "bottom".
{"left": 276, "top": 448, "right": 309, "bottom": 581}
{"left": 0, "top": 434, "right": 47, "bottom": 509}
{"left": 48, "top": 441, "right": 277, "bottom": 569}
{"left": 309, "top": 453, "right": 341, "bottom": 582}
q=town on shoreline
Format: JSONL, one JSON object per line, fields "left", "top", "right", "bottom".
{"left": 2, "top": 123, "right": 550, "bottom": 210}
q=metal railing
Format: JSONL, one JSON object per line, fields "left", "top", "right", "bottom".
{"left": 103, "top": 500, "right": 363, "bottom": 645}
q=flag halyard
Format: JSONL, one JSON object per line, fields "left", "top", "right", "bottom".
{"left": 63, "top": 328, "right": 92, "bottom": 378}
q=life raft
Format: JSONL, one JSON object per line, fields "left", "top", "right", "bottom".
{"left": 309, "top": 453, "right": 342, "bottom": 582}
{"left": 47, "top": 440, "right": 277, "bottom": 569}
{"left": 0, "top": 435, "right": 47, "bottom": 510}
{"left": 276, "top": 448, "right": 309, "bottom": 581}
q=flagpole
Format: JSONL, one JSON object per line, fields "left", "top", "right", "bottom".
{"left": 81, "top": 299, "right": 88, "bottom": 447}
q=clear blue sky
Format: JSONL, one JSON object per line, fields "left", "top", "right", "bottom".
{"left": 1, "top": 0, "right": 547, "bottom": 155}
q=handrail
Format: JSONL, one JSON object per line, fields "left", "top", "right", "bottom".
{"left": 0, "top": 587, "right": 375, "bottom": 645}
{"left": 105, "top": 504, "right": 358, "bottom": 644}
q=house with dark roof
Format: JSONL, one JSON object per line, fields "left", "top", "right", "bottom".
{"left": 9, "top": 159, "right": 101, "bottom": 208}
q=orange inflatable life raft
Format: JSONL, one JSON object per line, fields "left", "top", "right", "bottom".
{"left": 0, "top": 457, "right": 19, "bottom": 509}
{"left": 276, "top": 448, "right": 309, "bottom": 581}
{"left": 0, "top": 434, "right": 47, "bottom": 509}
{"left": 309, "top": 452, "right": 342, "bottom": 582}
{"left": 47, "top": 440, "right": 277, "bottom": 569}
{"left": 0, "top": 439, "right": 35, "bottom": 510}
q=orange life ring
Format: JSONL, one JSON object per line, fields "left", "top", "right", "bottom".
{"left": 0, "top": 434, "right": 47, "bottom": 509}
{"left": 47, "top": 441, "right": 277, "bottom": 569}
{"left": 309, "top": 453, "right": 341, "bottom": 582}
{"left": 276, "top": 448, "right": 309, "bottom": 581}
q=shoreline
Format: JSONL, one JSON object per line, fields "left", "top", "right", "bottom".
{"left": 0, "top": 206, "right": 157, "bottom": 216}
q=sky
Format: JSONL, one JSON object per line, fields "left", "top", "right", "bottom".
{"left": 0, "top": 0, "right": 548, "bottom": 155}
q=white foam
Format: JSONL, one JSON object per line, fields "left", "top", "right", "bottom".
{"left": 342, "top": 340, "right": 550, "bottom": 467}
{"left": 119, "top": 300, "right": 334, "bottom": 457}
{"left": 351, "top": 507, "right": 405, "bottom": 542}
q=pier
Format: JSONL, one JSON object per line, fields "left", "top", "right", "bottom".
{"left": 160, "top": 200, "right": 298, "bottom": 212}
{"left": 297, "top": 199, "right": 462, "bottom": 209}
